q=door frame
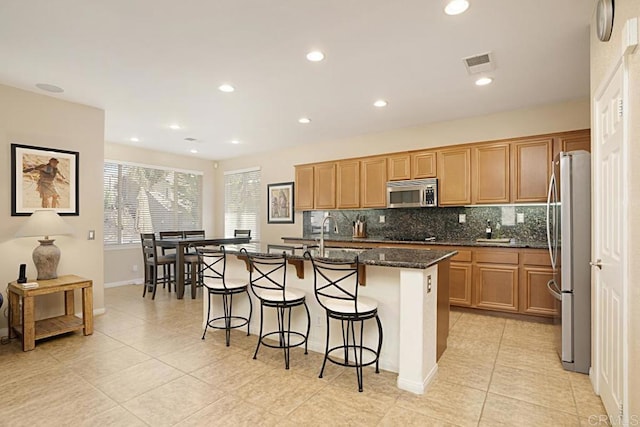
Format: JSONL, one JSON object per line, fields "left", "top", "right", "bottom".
{"left": 591, "top": 54, "right": 630, "bottom": 425}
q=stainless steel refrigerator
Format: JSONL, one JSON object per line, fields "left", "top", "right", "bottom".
{"left": 546, "top": 150, "right": 591, "bottom": 374}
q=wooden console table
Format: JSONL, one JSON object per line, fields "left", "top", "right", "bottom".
{"left": 8, "top": 274, "right": 93, "bottom": 351}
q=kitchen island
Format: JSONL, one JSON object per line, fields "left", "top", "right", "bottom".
{"left": 207, "top": 242, "right": 456, "bottom": 394}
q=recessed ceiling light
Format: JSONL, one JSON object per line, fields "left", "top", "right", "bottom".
{"left": 218, "top": 84, "right": 235, "bottom": 93}
{"left": 298, "top": 117, "right": 311, "bottom": 124}
{"left": 190, "top": 149, "right": 198, "bottom": 154}
{"left": 373, "top": 100, "right": 388, "bottom": 108}
{"left": 35, "top": 83, "right": 64, "bottom": 93}
{"left": 306, "top": 51, "right": 325, "bottom": 62}
{"left": 444, "top": 0, "right": 470, "bottom": 15}
{"left": 475, "top": 77, "right": 493, "bottom": 86}
{"left": 169, "top": 124, "right": 181, "bottom": 130}
{"left": 230, "top": 140, "right": 240, "bottom": 145}
{"left": 130, "top": 137, "right": 140, "bottom": 142}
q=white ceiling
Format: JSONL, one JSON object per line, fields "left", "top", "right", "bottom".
{"left": 0, "top": 1, "right": 593, "bottom": 160}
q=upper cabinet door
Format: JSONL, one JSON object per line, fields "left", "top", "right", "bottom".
{"left": 294, "top": 165, "right": 314, "bottom": 210}
{"left": 555, "top": 129, "right": 591, "bottom": 157}
{"left": 361, "top": 157, "right": 387, "bottom": 208}
{"left": 472, "top": 143, "right": 510, "bottom": 204}
{"left": 387, "top": 154, "right": 411, "bottom": 181}
{"left": 437, "top": 147, "right": 471, "bottom": 206}
{"left": 337, "top": 160, "right": 360, "bottom": 209}
{"left": 512, "top": 137, "right": 553, "bottom": 203}
{"left": 411, "top": 150, "right": 437, "bottom": 179}
{"left": 314, "top": 163, "right": 336, "bottom": 209}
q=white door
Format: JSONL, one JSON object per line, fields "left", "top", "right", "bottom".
{"left": 593, "top": 62, "right": 627, "bottom": 423}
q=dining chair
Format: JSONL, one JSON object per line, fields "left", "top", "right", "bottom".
{"left": 306, "top": 252, "right": 383, "bottom": 392}
{"left": 234, "top": 229, "right": 251, "bottom": 238}
{"left": 199, "top": 245, "right": 252, "bottom": 346}
{"left": 140, "top": 233, "right": 176, "bottom": 300}
{"left": 241, "top": 248, "right": 310, "bottom": 369}
{"left": 158, "top": 231, "right": 183, "bottom": 292}
{"left": 183, "top": 230, "right": 206, "bottom": 294}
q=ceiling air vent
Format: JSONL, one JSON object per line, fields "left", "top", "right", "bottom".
{"left": 463, "top": 52, "right": 495, "bottom": 74}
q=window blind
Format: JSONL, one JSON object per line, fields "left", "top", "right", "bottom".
{"left": 104, "top": 161, "right": 203, "bottom": 245}
{"left": 224, "top": 167, "right": 261, "bottom": 241}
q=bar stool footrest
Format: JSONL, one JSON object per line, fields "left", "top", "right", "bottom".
{"left": 326, "top": 344, "right": 380, "bottom": 368}
{"left": 205, "top": 315, "right": 250, "bottom": 331}
{"left": 260, "top": 330, "right": 307, "bottom": 349}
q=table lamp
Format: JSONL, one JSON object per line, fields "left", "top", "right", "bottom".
{"left": 15, "top": 209, "right": 73, "bottom": 280}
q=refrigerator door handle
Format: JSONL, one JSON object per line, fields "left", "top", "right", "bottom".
{"left": 547, "top": 279, "right": 562, "bottom": 300}
{"left": 546, "top": 173, "right": 556, "bottom": 270}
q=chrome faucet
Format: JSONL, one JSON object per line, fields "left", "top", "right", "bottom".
{"left": 319, "top": 214, "right": 339, "bottom": 257}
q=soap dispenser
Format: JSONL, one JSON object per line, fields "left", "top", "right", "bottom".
{"left": 485, "top": 220, "right": 492, "bottom": 239}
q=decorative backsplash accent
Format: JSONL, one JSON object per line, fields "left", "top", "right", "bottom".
{"left": 303, "top": 205, "right": 548, "bottom": 243}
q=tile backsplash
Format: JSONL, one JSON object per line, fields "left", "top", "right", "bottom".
{"left": 303, "top": 205, "right": 548, "bottom": 243}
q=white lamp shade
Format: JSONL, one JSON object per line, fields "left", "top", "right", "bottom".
{"left": 15, "top": 209, "right": 73, "bottom": 239}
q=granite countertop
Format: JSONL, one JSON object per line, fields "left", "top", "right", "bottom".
{"left": 222, "top": 242, "right": 456, "bottom": 270}
{"left": 281, "top": 235, "right": 548, "bottom": 249}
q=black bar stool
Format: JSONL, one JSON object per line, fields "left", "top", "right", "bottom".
{"left": 306, "top": 252, "right": 383, "bottom": 392}
{"left": 199, "top": 246, "right": 252, "bottom": 346}
{"left": 241, "top": 248, "right": 310, "bottom": 369}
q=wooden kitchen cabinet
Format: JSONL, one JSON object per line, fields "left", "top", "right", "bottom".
{"left": 512, "top": 137, "right": 553, "bottom": 203}
{"left": 294, "top": 165, "right": 314, "bottom": 210}
{"left": 473, "top": 249, "right": 519, "bottom": 313}
{"left": 555, "top": 129, "right": 591, "bottom": 156}
{"left": 411, "top": 150, "right": 437, "bottom": 179}
{"left": 337, "top": 159, "right": 360, "bottom": 209}
{"left": 520, "top": 251, "right": 558, "bottom": 316}
{"left": 360, "top": 157, "right": 387, "bottom": 208}
{"left": 437, "top": 147, "right": 471, "bottom": 206}
{"left": 449, "top": 263, "right": 473, "bottom": 307}
{"left": 472, "top": 143, "right": 510, "bottom": 204}
{"left": 387, "top": 154, "right": 411, "bottom": 181}
{"left": 314, "top": 162, "right": 337, "bottom": 209}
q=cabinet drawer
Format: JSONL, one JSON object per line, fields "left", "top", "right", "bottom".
{"left": 451, "top": 249, "right": 472, "bottom": 262}
{"left": 475, "top": 250, "right": 519, "bottom": 265}
{"left": 522, "top": 251, "right": 552, "bottom": 267}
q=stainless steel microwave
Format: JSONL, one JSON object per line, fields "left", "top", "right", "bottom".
{"left": 386, "top": 178, "right": 438, "bottom": 208}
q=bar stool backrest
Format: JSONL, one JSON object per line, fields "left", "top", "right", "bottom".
{"left": 308, "top": 254, "right": 361, "bottom": 314}
{"left": 197, "top": 246, "right": 229, "bottom": 289}
{"left": 241, "top": 248, "right": 287, "bottom": 301}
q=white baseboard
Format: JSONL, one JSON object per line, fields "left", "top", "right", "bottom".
{"left": 397, "top": 363, "right": 438, "bottom": 394}
{"left": 104, "top": 278, "right": 144, "bottom": 288}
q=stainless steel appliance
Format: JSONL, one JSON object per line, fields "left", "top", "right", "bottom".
{"left": 546, "top": 150, "right": 591, "bottom": 373}
{"left": 386, "top": 178, "right": 437, "bottom": 208}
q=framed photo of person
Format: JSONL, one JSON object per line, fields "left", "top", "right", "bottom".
{"left": 267, "top": 182, "right": 294, "bottom": 224}
{"left": 11, "top": 143, "right": 80, "bottom": 216}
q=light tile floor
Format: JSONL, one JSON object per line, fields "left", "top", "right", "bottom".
{"left": 0, "top": 284, "right": 609, "bottom": 426}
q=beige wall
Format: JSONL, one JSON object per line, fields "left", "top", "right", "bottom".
{"left": 590, "top": 0, "right": 640, "bottom": 418}
{"left": 0, "top": 84, "right": 105, "bottom": 331}
{"left": 103, "top": 143, "right": 217, "bottom": 285}
{"left": 215, "top": 98, "right": 590, "bottom": 244}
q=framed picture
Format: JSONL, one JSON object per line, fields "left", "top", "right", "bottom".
{"left": 267, "top": 182, "right": 294, "bottom": 224}
{"left": 11, "top": 143, "right": 79, "bottom": 216}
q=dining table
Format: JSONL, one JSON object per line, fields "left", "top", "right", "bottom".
{"left": 154, "top": 236, "right": 251, "bottom": 299}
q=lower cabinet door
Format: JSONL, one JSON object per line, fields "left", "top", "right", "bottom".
{"left": 449, "top": 262, "right": 472, "bottom": 307}
{"left": 520, "top": 266, "right": 558, "bottom": 317}
{"left": 474, "top": 264, "right": 519, "bottom": 312}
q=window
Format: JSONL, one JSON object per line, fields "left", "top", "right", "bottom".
{"left": 104, "top": 161, "right": 203, "bottom": 245}
{"left": 224, "top": 167, "right": 261, "bottom": 241}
